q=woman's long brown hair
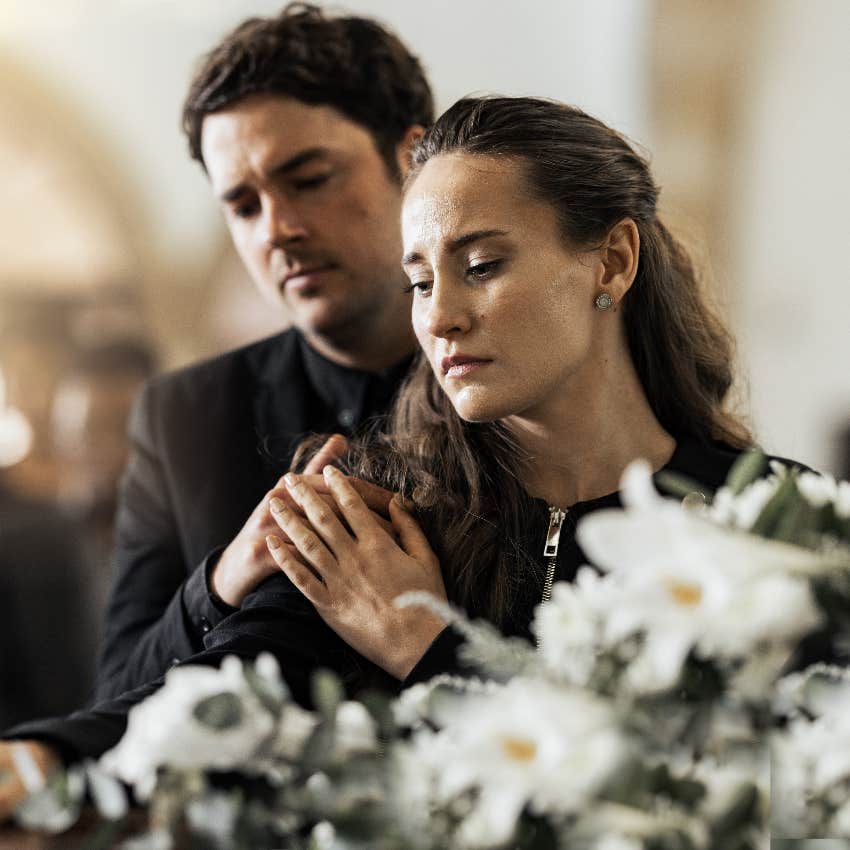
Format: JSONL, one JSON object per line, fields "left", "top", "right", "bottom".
{"left": 296, "top": 96, "right": 752, "bottom": 629}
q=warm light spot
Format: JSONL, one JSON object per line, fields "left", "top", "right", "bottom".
{"left": 667, "top": 580, "right": 702, "bottom": 607}
{"left": 501, "top": 736, "right": 537, "bottom": 762}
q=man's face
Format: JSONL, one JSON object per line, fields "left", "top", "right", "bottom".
{"left": 201, "top": 94, "right": 412, "bottom": 344}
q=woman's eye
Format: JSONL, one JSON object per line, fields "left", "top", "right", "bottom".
{"left": 402, "top": 280, "right": 433, "bottom": 295}
{"left": 466, "top": 260, "right": 502, "bottom": 280}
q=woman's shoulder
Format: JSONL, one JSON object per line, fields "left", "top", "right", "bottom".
{"left": 666, "top": 439, "right": 814, "bottom": 493}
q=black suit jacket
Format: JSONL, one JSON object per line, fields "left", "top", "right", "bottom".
{"left": 95, "top": 329, "right": 410, "bottom": 700}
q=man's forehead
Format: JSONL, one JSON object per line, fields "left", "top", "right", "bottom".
{"left": 201, "top": 94, "right": 372, "bottom": 185}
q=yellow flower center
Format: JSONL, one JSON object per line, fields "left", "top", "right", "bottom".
{"left": 501, "top": 736, "right": 537, "bottom": 762}
{"left": 667, "top": 580, "right": 703, "bottom": 607}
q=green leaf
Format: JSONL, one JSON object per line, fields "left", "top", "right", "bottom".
{"left": 311, "top": 669, "right": 344, "bottom": 718}
{"left": 772, "top": 495, "right": 816, "bottom": 546}
{"left": 725, "top": 450, "right": 768, "bottom": 496}
{"left": 750, "top": 473, "right": 798, "bottom": 538}
{"left": 357, "top": 689, "right": 397, "bottom": 738}
{"left": 655, "top": 470, "right": 715, "bottom": 503}
{"left": 193, "top": 691, "right": 244, "bottom": 729}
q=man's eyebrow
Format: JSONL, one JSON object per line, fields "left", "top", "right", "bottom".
{"left": 401, "top": 229, "right": 509, "bottom": 266}
{"left": 219, "top": 147, "right": 333, "bottom": 202}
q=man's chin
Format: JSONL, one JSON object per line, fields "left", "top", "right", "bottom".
{"left": 288, "top": 300, "right": 361, "bottom": 341}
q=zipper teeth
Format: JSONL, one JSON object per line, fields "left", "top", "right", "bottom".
{"left": 541, "top": 557, "right": 557, "bottom": 603}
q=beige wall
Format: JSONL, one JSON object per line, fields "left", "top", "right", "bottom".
{"left": 2, "top": 0, "right": 848, "bottom": 472}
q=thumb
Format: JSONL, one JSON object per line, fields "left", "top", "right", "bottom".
{"left": 388, "top": 496, "right": 433, "bottom": 560}
{"left": 303, "top": 434, "right": 349, "bottom": 475}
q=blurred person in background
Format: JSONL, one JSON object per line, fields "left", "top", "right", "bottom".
{"left": 94, "top": 3, "right": 434, "bottom": 700}
{"left": 50, "top": 340, "right": 157, "bottom": 626}
{"left": 0, "top": 364, "right": 92, "bottom": 727}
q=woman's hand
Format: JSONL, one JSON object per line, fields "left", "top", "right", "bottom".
{"left": 265, "top": 467, "right": 448, "bottom": 680}
{"left": 0, "top": 740, "right": 59, "bottom": 820}
{"left": 211, "top": 435, "right": 395, "bottom": 607}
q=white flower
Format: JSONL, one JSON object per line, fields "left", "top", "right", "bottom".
{"left": 710, "top": 478, "right": 779, "bottom": 530}
{"left": 797, "top": 471, "right": 839, "bottom": 508}
{"left": 532, "top": 569, "right": 612, "bottom": 685}
{"left": 593, "top": 837, "right": 644, "bottom": 850}
{"left": 837, "top": 480, "right": 850, "bottom": 519}
{"left": 100, "top": 656, "right": 276, "bottom": 799}
{"left": 334, "top": 701, "right": 377, "bottom": 758}
{"left": 270, "top": 702, "right": 319, "bottom": 760}
{"left": 185, "top": 792, "right": 240, "bottom": 842}
{"left": 576, "top": 460, "right": 822, "bottom": 691}
{"left": 420, "top": 677, "right": 626, "bottom": 848}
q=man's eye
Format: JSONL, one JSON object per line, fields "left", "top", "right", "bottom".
{"left": 231, "top": 201, "right": 259, "bottom": 219}
{"left": 466, "top": 260, "right": 502, "bottom": 280}
{"left": 293, "top": 174, "right": 330, "bottom": 191}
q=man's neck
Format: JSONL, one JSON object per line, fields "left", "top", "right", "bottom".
{"left": 300, "top": 324, "right": 417, "bottom": 373}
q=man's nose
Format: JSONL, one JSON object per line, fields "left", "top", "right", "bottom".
{"left": 262, "top": 196, "right": 308, "bottom": 247}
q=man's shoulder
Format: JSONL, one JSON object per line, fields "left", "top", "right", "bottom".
{"left": 144, "top": 328, "right": 300, "bottom": 404}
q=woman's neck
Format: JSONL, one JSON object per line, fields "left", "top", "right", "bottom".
{"left": 503, "top": 355, "right": 675, "bottom": 508}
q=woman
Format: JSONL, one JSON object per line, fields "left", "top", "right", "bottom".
{"left": 264, "top": 94, "right": 752, "bottom": 683}
{"left": 0, "top": 96, "right": 755, "bottom": 815}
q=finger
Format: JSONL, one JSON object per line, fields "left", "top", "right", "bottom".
{"left": 322, "top": 466, "right": 388, "bottom": 540}
{"left": 298, "top": 474, "right": 395, "bottom": 517}
{"left": 267, "top": 535, "right": 331, "bottom": 608}
{"left": 283, "top": 474, "right": 352, "bottom": 554}
{"left": 389, "top": 497, "right": 434, "bottom": 560}
{"left": 303, "top": 434, "right": 349, "bottom": 475}
{"left": 269, "top": 496, "right": 337, "bottom": 576}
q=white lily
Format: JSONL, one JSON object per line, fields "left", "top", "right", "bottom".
{"left": 576, "top": 461, "right": 822, "bottom": 692}
{"left": 418, "top": 677, "right": 626, "bottom": 848}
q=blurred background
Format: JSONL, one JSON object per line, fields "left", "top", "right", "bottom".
{"left": 0, "top": 0, "right": 848, "bottom": 722}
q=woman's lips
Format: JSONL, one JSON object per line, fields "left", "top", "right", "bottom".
{"left": 441, "top": 357, "right": 492, "bottom": 378}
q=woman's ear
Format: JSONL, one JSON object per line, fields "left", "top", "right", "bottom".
{"left": 395, "top": 125, "right": 426, "bottom": 178}
{"left": 598, "top": 218, "right": 640, "bottom": 304}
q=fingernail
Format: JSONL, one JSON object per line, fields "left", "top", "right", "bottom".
{"left": 269, "top": 496, "right": 285, "bottom": 513}
{"left": 283, "top": 473, "right": 296, "bottom": 488}
{"left": 323, "top": 464, "right": 339, "bottom": 478}
{"left": 266, "top": 534, "right": 281, "bottom": 550}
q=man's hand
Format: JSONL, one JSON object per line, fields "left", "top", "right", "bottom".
{"left": 211, "top": 435, "right": 395, "bottom": 607}
{"left": 0, "top": 741, "right": 60, "bottom": 821}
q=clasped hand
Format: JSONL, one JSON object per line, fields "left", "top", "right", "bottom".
{"left": 266, "top": 467, "right": 448, "bottom": 680}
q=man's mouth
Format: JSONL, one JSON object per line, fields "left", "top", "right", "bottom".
{"left": 280, "top": 264, "right": 337, "bottom": 292}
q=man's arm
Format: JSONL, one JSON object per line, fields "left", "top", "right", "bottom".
{"left": 95, "top": 382, "right": 231, "bottom": 700}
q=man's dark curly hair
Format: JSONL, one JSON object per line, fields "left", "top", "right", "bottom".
{"left": 182, "top": 2, "right": 434, "bottom": 179}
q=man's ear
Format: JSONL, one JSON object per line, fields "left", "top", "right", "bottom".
{"left": 597, "top": 218, "right": 640, "bottom": 304}
{"left": 395, "top": 125, "right": 426, "bottom": 178}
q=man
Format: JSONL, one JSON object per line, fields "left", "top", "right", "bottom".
{"left": 94, "top": 3, "right": 433, "bottom": 699}
{"left": 0, "top": 4, "right": 440, "bottom": 813}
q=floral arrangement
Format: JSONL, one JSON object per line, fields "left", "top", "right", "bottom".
{"left": 16, "top": 452, "right": 850, "bottom": 848}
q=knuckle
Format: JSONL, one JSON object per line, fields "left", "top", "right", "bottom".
{"left": 314, "top": 509, "right": 335, "bottom": 528}
{"left": 302, "top": 535, "right": 323, "bottom": 556}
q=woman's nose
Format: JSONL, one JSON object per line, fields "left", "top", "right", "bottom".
{"left": 419, "top": 280, "right": 473, "bottom": 339}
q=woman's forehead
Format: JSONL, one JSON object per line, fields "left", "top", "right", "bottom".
{"left": 401, "top": 154, "right": 539, "bottom": 248}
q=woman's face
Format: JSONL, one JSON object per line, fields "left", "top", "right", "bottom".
{"left": 401, "top": 153, "right": 606, "bottom": 424}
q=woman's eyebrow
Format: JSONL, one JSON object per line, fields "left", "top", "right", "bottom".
{"left": 402, "top": 229, "right": 509, "bottom": 266}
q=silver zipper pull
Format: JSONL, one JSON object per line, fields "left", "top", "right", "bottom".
{"left": 543, "top": 507, "right": 566, "bottom": 558}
